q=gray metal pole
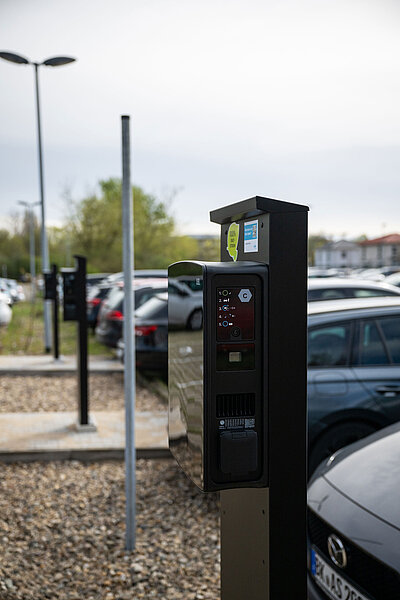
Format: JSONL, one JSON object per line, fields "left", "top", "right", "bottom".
{"left": 121, "top": 115, "right": 136, "bottom": 551}
{"left": 34, "top": 63, "right": 52, "bottom": 352}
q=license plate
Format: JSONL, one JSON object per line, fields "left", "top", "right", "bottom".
{"left": 311, "top": 548, "right": 372, "bottom": 600}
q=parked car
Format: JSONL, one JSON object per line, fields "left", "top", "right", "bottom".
{"left": 308, "top": 277, "right": 400, "bottom": 302}
{"left": 105, "top": 269, "right": 168, "bottom": 285}
{"left": 5, "top": 279, "right": 25, "bottom": 303}
{"left": 87, "top": 281, "right": 115, "bottom": 330}
{"left": 86, "top": 273, "right": 111, "bottom": 292}
{"left": 95, "top": 279, "right": 167, "bottom": 347}
{"left": 0, "top": 279, "right": 12, "bottom": 306}
{"left": 385, "top": 272, "right": 400, "bottom": 288}
{"left": 308, "top": 267, "right": 342, "bottom": 278}
{"left": 0, "top": 295, "right": 12, "bottom": 326}
{"left": 355, "top": 268, "right": 386, "bottom": 282}
{"left": 308, "top": 296, "right": 400, "bottom": 474}
{"left": 167, "top": 279, "right": 203, "bottom": 330}
{"left": 117, "top": 292, "right": 168, "bottom": 374}
{"left": 379, "top": 265, "right": 400, "bottom": 277}
{"left": 308, "top": 422, "right": 400, "bottom": 600}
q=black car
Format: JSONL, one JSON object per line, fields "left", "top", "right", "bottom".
{"left": 117, "top": 292, "right": 168, "bottom": 374}
{"left": 95, "top": 279, "right": 167, "bottom": 348}
{"left": 308, "top": 296, "right": 400, "bottom": 474}
{"left": 308, "top": 422, "right": 400, "bottom": 600}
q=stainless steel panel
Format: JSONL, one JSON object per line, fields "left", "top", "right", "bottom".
{"left": 168, "top": 262, "right": 205, "bottom": 489}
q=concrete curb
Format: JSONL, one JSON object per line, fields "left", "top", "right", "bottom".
{"left": 0, "top": 369, "right": 124, "bottom": 376}
{"left": 0, "top": 410, "right": 169, "bottom": 464}
{"left": 0, "top": 356, "right": 124, "bottom": 376}
{"left": 0, "top": 447, "right": 172, "bottom": 463}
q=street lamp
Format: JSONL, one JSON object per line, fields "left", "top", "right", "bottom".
{"left": 0, "top": 50, "right": 76, "bottom": 352}
{"left": 18, "top": 200, "right": 41, "bottom": 301}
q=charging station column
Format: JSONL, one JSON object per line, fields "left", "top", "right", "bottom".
{"left": 210, "top": 197, "right": 308, "bottom": 600}
{"left": 61, "top": 255, "right": 89, "bottom": 427}
{"left": 44, "top": 263, "right": 59, "bottom": 360}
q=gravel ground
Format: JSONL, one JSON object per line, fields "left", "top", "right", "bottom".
{"left": 0, "top": 374, "right": 165, "bottom": 413}
{"left": 0, "top": 459, "right": 220, "bottom": 599}
{"left": 0, "top": 376, "right": 220, "bottom": 598}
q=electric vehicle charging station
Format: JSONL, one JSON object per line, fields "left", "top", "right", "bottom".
{"left": 168, "top": 196, "right": 308, "bottom": 599}
{"left": 169, "top": 261, "right": 268, "bottom": 491}
{"left": 44, "top": 266, "right": 57, "bottom": 301}
{"left": 44, "top": 264, "right": 60, "bottom": 360}
{"left": 61, "top": 255, "right": 91, "bottom": 428}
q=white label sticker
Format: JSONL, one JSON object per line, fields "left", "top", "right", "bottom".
{"left": 244, "top": 219, "right": 258, "bottom": 253}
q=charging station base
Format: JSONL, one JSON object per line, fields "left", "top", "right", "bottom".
{"left": 221, "top": 488, "right": 269, "bottom": 599}
{"left": 72, "top": 417, "right": 97, "bottom": 433}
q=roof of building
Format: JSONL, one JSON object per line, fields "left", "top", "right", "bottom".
{"left": 316, "top": 240, "right": 359, "bottom": 252}
{"left": 359, "top": 234, "right": 400, "bottom": 246}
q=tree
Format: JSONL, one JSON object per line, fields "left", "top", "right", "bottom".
{"left": 0, "top": 226, "right": 29, "bottom": 278}
{"left": 196, "top": 236, "right": 220, "bottom": 261}
{"left": 67, "top": 179, "right": 198, "bottom": 272}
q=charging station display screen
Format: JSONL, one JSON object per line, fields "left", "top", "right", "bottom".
{"left": 217, "top": 287, "right": 255, "bottom": 341}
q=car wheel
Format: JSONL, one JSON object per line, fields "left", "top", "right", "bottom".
{"left": 308, "top": 421, "right": 376, "bottom": 476}
{"left": 187, "top": 308, "right": 203, "bottom": 330}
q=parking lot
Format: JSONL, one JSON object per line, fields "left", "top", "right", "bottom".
{"left": 2, "top": 264, "right": 400, "bottom": 599}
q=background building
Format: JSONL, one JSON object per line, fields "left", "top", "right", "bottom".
{"left": 314, "top": 234, "right": 400, "bottom": 269}
{"left": 359, "top": 234, "right": 400, "bottom": 267}
{"left": 314, "top": 240, "right": 361, "bottom": 268}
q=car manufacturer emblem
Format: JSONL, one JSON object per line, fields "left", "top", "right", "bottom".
{"left": 327, "top": 534, "right": 347, "bottom": 569}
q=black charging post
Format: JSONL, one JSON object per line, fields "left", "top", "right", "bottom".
{"left": 210, "top": 196, "right": 309, "bottom": 600}
{"left": 61, "top": 255, "right": 92, "bottom": 429}
{"left": 44, "top": 263, "right": 59, "bottom": 360}
{"left": 168, "top": 196, "right": 308, "bottom": 599}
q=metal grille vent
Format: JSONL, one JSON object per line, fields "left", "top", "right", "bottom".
{"left": 216, "top": 393, "right": 255, "bottom": 418}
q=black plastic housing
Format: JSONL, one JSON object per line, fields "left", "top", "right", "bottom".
{"left": 61, "top": 259, "right": 86, "bottom": 322}
{"left": 44, "top": 270, "right": 57, "bottom": 300}
{"left": 168, "top": 260, "right": 268, "bottom": 492}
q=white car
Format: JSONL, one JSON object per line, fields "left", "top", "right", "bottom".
{"left": 0, "top": 294, "right": 12, "bottom": 326}
{"left": 308, "top": 277, "right": 400, "bottom": 301}
{"left": 0, "top": 279, "right": 12, "bottom": 305}
{"left": 168, "top": 280, "right": 203, "bottom": 330}
{"left": 386, "top": 272, "right": 400, "bottom": 288}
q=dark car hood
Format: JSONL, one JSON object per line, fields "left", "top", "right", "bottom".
{"left": 321, "top": 422, "right": 400, "bottom": 529}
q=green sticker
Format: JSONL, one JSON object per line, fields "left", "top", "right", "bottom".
{"left": 226, "top": 222, "right": 239, "bottom": 261}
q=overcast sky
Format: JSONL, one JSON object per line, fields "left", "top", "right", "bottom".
{"left": 0, "top": 0, "right": 399, "bottom": 238}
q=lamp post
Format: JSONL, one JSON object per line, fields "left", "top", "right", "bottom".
{"left": 0, "top": 51, "right": 76, "bottom": 352}
{"left": 18, "top": 200, "right": 40, "bottom": 301}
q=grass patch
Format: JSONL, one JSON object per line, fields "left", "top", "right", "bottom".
{"left": 0, "top": 299, "right": 113, "bottom": 357}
